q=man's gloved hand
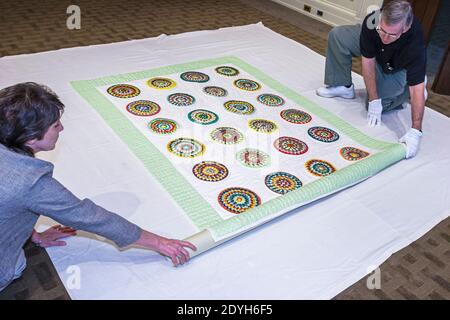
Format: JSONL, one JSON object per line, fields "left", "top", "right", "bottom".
{"left": 399, "top": 128, "right": 422, "bottom": 159}
{"left": 367, "top": 98, "right": 383, "bottom": 127}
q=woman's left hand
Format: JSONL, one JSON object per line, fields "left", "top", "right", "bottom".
{"left": 31, "top": 225, "right": 77, "bottom": 248}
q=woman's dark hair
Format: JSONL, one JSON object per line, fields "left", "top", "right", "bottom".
{"left": 0, "top": 82, "right": 65, "bottom": 157}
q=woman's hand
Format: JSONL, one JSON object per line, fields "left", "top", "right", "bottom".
{"left": 31, "top": 225, "right": 77, "bottom": 248}
{"left": 134, "top": 230, "right": 197, "bottom": 266}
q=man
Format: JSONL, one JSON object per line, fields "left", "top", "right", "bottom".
{"left": 316, "top": 0, "right": 426, "bottom": 158}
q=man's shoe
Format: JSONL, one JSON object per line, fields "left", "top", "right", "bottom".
{"left": 316, "top": 84, "right": 355, "bottom": 99}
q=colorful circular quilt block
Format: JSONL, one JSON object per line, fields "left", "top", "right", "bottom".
{"left": 193, "top": 161, "right": 229, "bottom": 182}
{"left": 236, "top": 148, "right": 271, "bottom": 168}
{"left": 265, "top": 172, "right": 303, "bottom": 195}
{"left": 210, "top": 127, "right": 244, "bottom": 145}
{"left": 215, "top": 66, "right": 239, "bottom": 77}
{"left": 257, "top": 94, "right": 285, "bottom": 107}
{"left": 218, "top": 187, "right": 261, "bottom": 214}
{"left": 308, "top": 126, "right": 340, "bottom": 143}
{"left": 180, "top": 71, "right": 210, "bottom": 83}
{"left": 203, "top": 86, "right": 228, "bottom": 97}
{"left": 126, "top": 100, "right": 160, "bottom": 116}
{"left": 234, "top": 79, "right": 261, "bottom": 91}
{"left": 168, "top": 93, "right": 196, "bottom": 106}
{"left": 188, "top": 109, "right": 219, "bottom": 125}
{"left": 280, "top": 109, "right": 312, "bottom": 124}
{"left": 305, "top": 159, "right": 336, "bottom": 177}
{"left": 224, "top": 100, "right": 255, "bottom": 115}
{"left": 274, "top": 136, "right": 308, "bottom": 155}
{"left": 148, "top": 118, "right": 178, "bottom": 135}
{"left": 248, "top": 119, "right": 278, "bottom": 133}
{"left": 167, "top": 138, "right": 205, "bottom": 158}
{"left": 340, "top": 147, "right": 370, "bottom": 161}
{"left": 147, "top": 77, "right": 176, "bottom": 90}
{"left": 107, "top": 84, "right": 140, "bottom": 98}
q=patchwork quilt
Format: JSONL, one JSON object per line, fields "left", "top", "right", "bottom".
{"left": 71, "top": 56, "right": 405, "bottom": 254}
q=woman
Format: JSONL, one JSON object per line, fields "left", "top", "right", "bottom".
{"left": 0, "top": 82, "right": 196, "bottom": 292}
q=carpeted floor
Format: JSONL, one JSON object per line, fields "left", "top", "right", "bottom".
{"left": 0, "top": 0, "right": 448, "bottom": 300}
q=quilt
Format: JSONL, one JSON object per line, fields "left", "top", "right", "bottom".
{"left": 71, "top": 55, "right": 406, "bottom": 255}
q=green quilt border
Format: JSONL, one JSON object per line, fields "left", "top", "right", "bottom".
{"left": 71, "top": 55, "right": 405, "bottom": 239}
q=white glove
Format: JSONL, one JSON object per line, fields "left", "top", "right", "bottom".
{"left": 399, "top": 128, "right": 422, "bottom": 159}
{"left": 367, "top": 99, "right": 383, "bottom": 127}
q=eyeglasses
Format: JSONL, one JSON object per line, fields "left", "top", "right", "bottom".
{"left": 375, "top": 25, "right": 402, "bottom": 40}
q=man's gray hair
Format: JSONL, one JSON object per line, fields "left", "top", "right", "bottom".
{"left": 382, "top": 0, "right": 413, "bottom": 28}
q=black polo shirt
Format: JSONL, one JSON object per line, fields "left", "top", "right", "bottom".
{"left": 360, "top": 11, "right": 427, "bottom": 86}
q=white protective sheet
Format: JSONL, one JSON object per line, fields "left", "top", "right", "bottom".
{"left": 1, "top": 23, "right": 449, "bottom": 299}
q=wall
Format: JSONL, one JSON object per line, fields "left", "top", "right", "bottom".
{"left": 273, "top": 0, "right": 383, "bottom": 26}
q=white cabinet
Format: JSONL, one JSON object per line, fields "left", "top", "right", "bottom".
{"left": 273, "top": 0, "right": 383, "bottom": 26}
